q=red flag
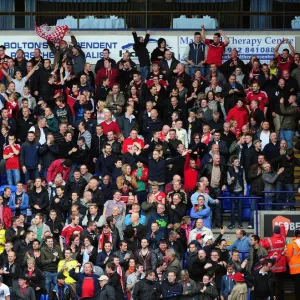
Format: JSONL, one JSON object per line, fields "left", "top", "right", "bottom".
{"left": 35, "top": 23, "right": 69, "bottom": 44}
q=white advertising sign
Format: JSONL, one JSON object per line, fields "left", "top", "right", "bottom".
{"left": 0, "top": 33, "right": 178, "bottom": 65}
{"left": 0, "top": 32, "right": 296, "bottom": 65}
{"left": 179, "top": 35, "right": 296, "bottom": 64}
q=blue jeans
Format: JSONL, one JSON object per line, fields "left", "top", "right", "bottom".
{"left": 6, "top": 169, "right": 21, "bottom": 185}
{"left": 140, "top": 66, "right": 149, "bottom": 82}
{"left": 275, "top": 181, "right": 294, "bottom": 206}
{"left": 43, "top": 271, "right": 57, "bottom": 293}
{"left": 230, "top": 191, "right": 243, "bottom": 226}
{"left": 24, "top": 168, "right": 39, "bottom": 183}
{"left": 249, "top": 195, "right": 258, "bottom": 227}
{"left": 280, "top": 129, "right": 295, "bottom": 149}
{"left": 42, "top": 168, "right": 48, "bottom": 179}
{"left": 264, "top": 195, "right": 275, "bottom": 211}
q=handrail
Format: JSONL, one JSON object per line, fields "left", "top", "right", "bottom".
{"left": 1, "top": 11, "right": 300, "bottom": 16}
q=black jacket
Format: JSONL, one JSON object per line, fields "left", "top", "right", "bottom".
{"left": 13, "top": 239, "right": 32, "bottom": 265}
{"left": 91, "top": 134, "right": 107, "bottom": 159}
{"left": 58, "top": 140, "right": 74, "bottom": 159}
{"left": 270, "top": 154, "right": 300, "bottom": 183}
{"left": 133, "top": 278, "right": 161, "bottom": 300}
{"left": 46, "top": 219, "right": 64, "bottom": 243}
{"left": 159, "top": 58, "right": 180, "bottom": 81}
{"left": 39, "top": 143, "right": 59, "bottom": 168}
{"left": 132, "top": 32, "right": 150, "bottom": 67}
{"left": 248, "top": 164, "right": 264, "bottom": 196}
{"left": 247, "top": 269, "right": 276, "bottom": 299}
{"left": 96, "top": 283, "right": 115, "bottom": 300}
{"left": 269, "top": 86, "right": 290, "bottom": 114}
{"left": 190, "top": 258, "right": 207, "bottom": 282}
{"left": 65, "top": 177, "right": 87, "bottom": 197}
{"left": 16, "top": 116, "right": 36, "bottom": 142}
{"left": 223, "top": 83, "right": 246, "bottom": 113}
{"left": 29, "top": 188, "right": 50, "bottom": 215}
{"left": 240, "top": 144, "right": 256, "bottom": 177}
{"left": 107, "top": 272, "right": 124, "bottom": 300}
{"left": 24, "top": 267, "right": 44, "bottom": 290}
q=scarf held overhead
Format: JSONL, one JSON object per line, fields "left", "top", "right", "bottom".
{"left": 35, "top": 23, "right": 69, "bottom": 43}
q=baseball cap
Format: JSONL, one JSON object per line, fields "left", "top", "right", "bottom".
{"left": 99, "top": 275, "right": 109, "bottom": 281}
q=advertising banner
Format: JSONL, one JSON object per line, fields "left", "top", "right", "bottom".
{"left": 262, "top": 213, "right": 299, "bottom": 237}
{"left": 0, "top": 32, "right": 296, "bottom": 65}
{"left": 0, "top": 33, "right": 178, "bottom": 65}
{"left": 179, "top": 35, "right": 296, "bottom": 64}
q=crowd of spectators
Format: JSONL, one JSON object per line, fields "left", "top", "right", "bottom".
{"left": 0, "top": 26, "right": 298, "bottom": 300}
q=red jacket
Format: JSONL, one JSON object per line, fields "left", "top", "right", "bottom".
{"left": 122, "top": 137, "right": 144, "bottom": 154}
{"left": 46, "top": 159, "right": 71, "bottom": 183}
{"left": 246, "top": 90, "right": 268, "bottom": 112}
{"left": 3, "top": 206, "right": 12, "bottom": 229}
{"left": 260, "top": 224, "right": 286, "bottom": 273}
{"left": 100, "top": 121, "right": 120, "bottom": 135}
{"left": 226, "top": 105, "right": 249, "bottom": 131}
{"left": 184, "top": 152, "right": 200, "bottom": 192}
{"left": 96, "top": 68, "right": 119, "bottom": 88}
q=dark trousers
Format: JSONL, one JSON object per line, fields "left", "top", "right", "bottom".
{"left": 212, "top": 187, "right": 222, "bottom": 227}
{"left": 275, "top": 272, "right": 285, "bottom": 300}
{"left": 293, "top": 273, "right": 300, "bottom": 300}
{"left": 229, "top": 191, "right": 243, "bottom": 225}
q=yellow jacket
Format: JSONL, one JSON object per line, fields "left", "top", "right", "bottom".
{"left": 0, "top": 229, "right": 6, "bottom": 254}
{"left": 58, "top": 259, "right": 78, "bottom": 284}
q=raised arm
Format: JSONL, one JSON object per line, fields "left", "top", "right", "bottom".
{"left": 286, "top": 38, "right": 295, "bottom": 56}
{"left": 219, "top": 30, "right": 229, "bottom": 45}
{"left": 201, "top": 25, "right": 206, "bottom": 41}
{"left": 131, "top": 28, "right": 139, "bottom": 44}
{"left": 68, "top": 30, "right": 78, "bottom": 45}
{"left": 0, "top": 65, "right": 12, "bottom": 82}
{"left": 274, "top": 39, "right": 284, "bottom": 57}
{"left": 144, "top": 30, "right": 151, "bottom": 45}
{"left": 26, "top": 59, "right": 41, "bottom": 81}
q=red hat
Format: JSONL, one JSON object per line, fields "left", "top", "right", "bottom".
{"left": 196, "top": 233, "right": 205, "bottom": 240}
{"left": 231, "top": 272, "right": 245, "bottom": 282}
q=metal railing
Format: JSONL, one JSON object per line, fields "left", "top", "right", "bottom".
{"left": 219, "top": 191, "right": 299, "bottom": 235}
{"left": 2, "top": 10, "right": 300, "bottom": 29}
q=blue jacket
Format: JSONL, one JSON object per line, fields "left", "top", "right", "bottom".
{"left": 190, "top": 204, "right": 211, "bottom": 228}
{"left": 161, "top": 281, "right": 183, "bottom": 300}
{"left": 125, "top": 214, "right": 146, "bottom": 226}
{"left": 20, "top": 141, "right": 40, "bottom": 169}
{"left": 9, "top": 192, "right": 29, "bottom": 215}
{"left": 220, "top": 274, "right": 234, "bottom": 297}
{"left": 227, "top": 236, "right": 251, "bottom": 260}
{"left": 69, "top": 269, "right": 99, "bottom": 297}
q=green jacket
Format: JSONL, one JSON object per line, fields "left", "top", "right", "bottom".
{"left": 280, "top": 103, "right": 298, "bottom": 130}
{"left": 46, "top": 114, "right": 59, "bottom": 133}
{"left": 246, "top": 245, "right": 268, "bottom": 273}
{"left": 40, "top": 244, "right": 63, "bottom": 272}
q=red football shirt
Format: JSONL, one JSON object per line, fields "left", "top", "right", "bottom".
{"left": 246, "top": 91, "right": 268, "bottom": 112}
{"left": 205, "top": 39, "right": 226, "bottom": 66}
{"left": 276, "top": 54, "right": 294, "bottom": 74}
{"left": 61, "top": 224, "right": 83, "bottom": 244}
{"left": 3, "top": 144, "right": 20, "bottom": 170}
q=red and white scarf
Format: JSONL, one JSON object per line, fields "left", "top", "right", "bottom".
{"left": 35, "top": 23, "right": 69, "bottom": 43}
{"left": 98, "top": 232, "right": 112, "bottom": 252}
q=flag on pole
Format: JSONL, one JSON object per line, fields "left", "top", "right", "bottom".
{"left": 35, "top": 23, "right": 69, "bottom": 43}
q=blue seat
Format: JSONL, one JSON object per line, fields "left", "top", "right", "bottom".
{"left": 0, "top": 185, "right": 16, "bottom": 193}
